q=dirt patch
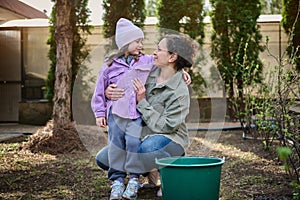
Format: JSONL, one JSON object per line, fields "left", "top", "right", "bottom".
{"left": 0, "top": 126, "right": 295, "bottom": 199}
{"left": 21, "top": 121, "right": 85, "bottom": 154}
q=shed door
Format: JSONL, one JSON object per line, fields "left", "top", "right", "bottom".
{"left": 0, "top": 30, "right": 21, "bottom": 122}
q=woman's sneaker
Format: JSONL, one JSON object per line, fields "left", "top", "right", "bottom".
{"left": 109, "top": 180, "right": 125, "bottom": 200}
{"left": 122, "top": 178, "right": 141, "bottom": 199}
{"left": 157, "top": 187, "right": 162, "bottom": 197}
{"left": 142, "top": 169, "right": 159, "bottom": 188}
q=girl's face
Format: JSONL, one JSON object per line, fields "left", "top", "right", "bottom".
{"left": 127, "top": 38, "right": 143, "bottom": 55}
{"left": 153, "top": 38, "right": 171, "bottom": 68}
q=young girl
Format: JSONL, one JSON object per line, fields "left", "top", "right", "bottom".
{"left": 91, "top": 18, "right": 153, "bottom": 200}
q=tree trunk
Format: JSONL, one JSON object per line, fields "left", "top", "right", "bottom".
{"left": 53, "top": 0, "right": 74, "bottom": 129}
{"left": 22, "top": 0, "right": 85, "bottom": 154}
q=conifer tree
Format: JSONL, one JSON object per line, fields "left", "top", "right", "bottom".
{"left": 157, "top": 0, "right": 206, "bottom": 96}
{"left": 282, "top": 0, "right": 300, "bottom": 71}
{"left": 102, "top": 0, "right": 146, "bottom": 49}
{"left": 157, "top": 0, "right": 184, "bottom": 32}
{"left": 210, "top": 0, "right": 264, "bottom": 99}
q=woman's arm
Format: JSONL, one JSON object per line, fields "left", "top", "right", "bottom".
{"left": 133, "top": 78, "right": 189, "bottom": 133}
{"left": 105, "top": 84, "right": 124, "bottom": 100}
{"left": 138, "top": 95, "right": 189, "bottom": 134}
{"left": 132, "top": 78, "right": 146, "bottom": 103}
{"left": 182, "top": 69, "right": 191, "bottom": 85}
{"left": 105, "top": 70, "right": 189, "bottom": 100}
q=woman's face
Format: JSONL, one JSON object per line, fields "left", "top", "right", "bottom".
{"left": 127, "top": 38, "right": 143, "bottom": 55}
{"left": 153, "top": 38, "right": 171, "bottom": 68}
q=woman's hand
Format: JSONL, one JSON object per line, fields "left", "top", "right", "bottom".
{"left": 105, "top": 84, "right": 124, "bottom": 100}
{"left": 96, "top": 117, "right": 107, "bottom": 128}
{"left": 133, "top": 78, "right": 146, "bottom": 103}
{"left": 182, "top": 69, "right": 191, "bottom": 85}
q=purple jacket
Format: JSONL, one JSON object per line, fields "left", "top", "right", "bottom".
{"left": 91, "top": 54, "right": 154, "bottom": 119}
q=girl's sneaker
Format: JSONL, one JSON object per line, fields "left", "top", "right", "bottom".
{"left": 110, "top": 180, "right": 125, "bottom": 200}
{"left": 122, "top": 178, "right": 141, "bottom": 199}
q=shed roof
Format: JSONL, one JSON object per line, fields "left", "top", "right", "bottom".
{"left": 0, "top": 18, "right": 49, "bottom": 27}
{"left": 0, "top": 15, "right": 283, "bottom": 28}
{"left": 0, "top": 0, "right": 47, "bottom": 21}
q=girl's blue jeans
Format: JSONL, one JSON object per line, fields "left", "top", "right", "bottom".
{"left": 107, "top": 110, "right": 143, "bottom": 181}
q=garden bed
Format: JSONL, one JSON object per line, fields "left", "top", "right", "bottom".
{"left": 0, "top": 128, "right": 294, "bottom": 199}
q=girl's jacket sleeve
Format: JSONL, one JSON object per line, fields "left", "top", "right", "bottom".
{"left": 91, "top": 65, "right": 108, "bottom": 118}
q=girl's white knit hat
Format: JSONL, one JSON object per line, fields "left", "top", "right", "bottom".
{"left": 115, "top": 18, "right": 144, "bottom": 50}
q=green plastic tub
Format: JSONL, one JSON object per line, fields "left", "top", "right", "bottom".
{"left": 155, "top": 156, "right": 225, "bottom": 200}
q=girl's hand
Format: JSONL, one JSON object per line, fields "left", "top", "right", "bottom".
{"left": 96, "top": 117, "right": 107, "bottom": 128}
{"left": 133, "top": 78, "right": 146, "bottom": 103}
{"left": 182, "top": 69, "right": 191, "bottom": 85}
{"left": 105, "top": 84, "right": 124, "bottom": 100}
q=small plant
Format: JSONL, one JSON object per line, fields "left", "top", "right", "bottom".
{"left": 277, "top": 146, "right": 292, "bottom": 170}
{"left": 291, "top": 181, "right": 300, "bottom": 199}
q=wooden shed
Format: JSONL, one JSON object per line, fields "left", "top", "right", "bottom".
{"left": 0, "top": 0, "right": 48, "bottom": 123}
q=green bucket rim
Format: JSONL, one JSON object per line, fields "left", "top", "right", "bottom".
{"left": 155, "top": 156, "right": 225, "bottom": 167}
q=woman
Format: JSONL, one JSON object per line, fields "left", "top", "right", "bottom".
{"left": 96, "top": 34, "right": 196, "bottom": 197}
